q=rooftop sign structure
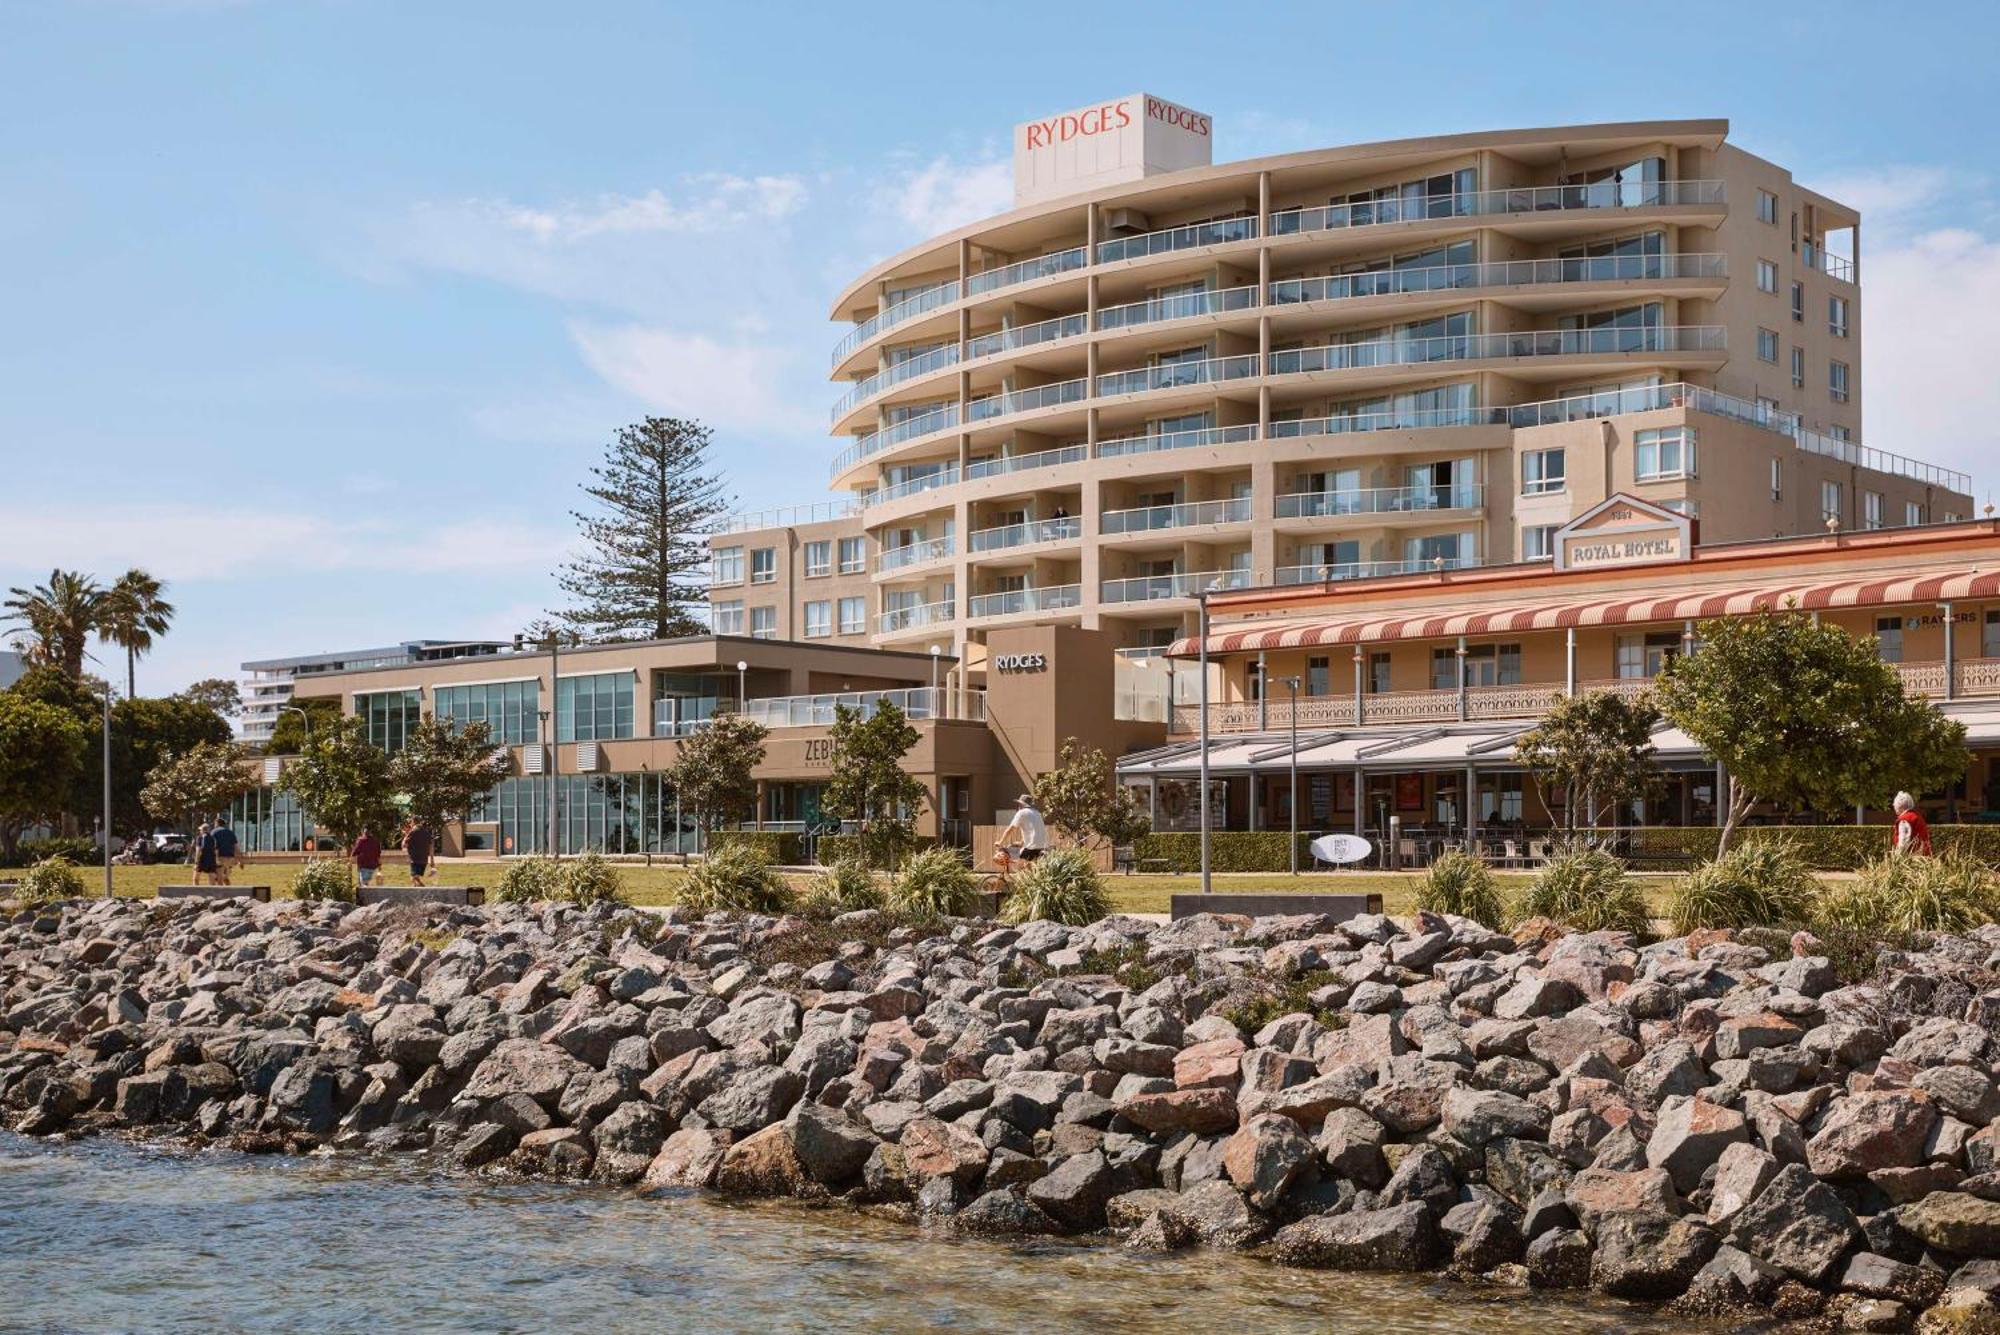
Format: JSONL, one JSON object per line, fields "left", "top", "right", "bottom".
{"left": 1013, "top": 93, "right": 1213, "bottom": 207}
{"left": 1553, "top": 493, "right": 1697, "bottom": 571}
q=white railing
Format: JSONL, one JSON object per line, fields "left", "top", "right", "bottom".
{"left": 877, "top": 600, "right": 955, "bottom": 634}
{"left": 876, "top": 535, "right": 954, "bottom": 572}
{"left": 832, "top": 279, "right": 961, "bottom": 366}
{"left": 830, "top": 343, "right": 962, "bottom": 422}
{"left": 1275, "top": 556, "right": 1479, "bottom": 585}
{"left": 1096, "top": 354, "right": 1260, "bottom": 397}
{"left": 740, "top": 686, "right": 985, "bottom": 728}
{"left": 1097, "top": 285, "right": 1259, "bottom": 330}
{"left": 967, "top": 584, "right": 1083, "bottom": 618}
{"left": 1268, "top": 325, "right": 1726, "bottom": 376}
{"left": 1795, "top": 426, "right": 1969, "bottom": 492}
{"left": 714, "top": 500, "right": 859, "bottom": 534}
{"left": 967, "top": 377, "right": 1088, "bottom": 422}
{"left": 968, "top": 517, "right": 1082, "bottom": 552}
{"left": 1101, "top": 569, "right": 1252, "bottom": 603}
{"left": 1267, "top": 179, "right": 1725, "bottom": 237}
{"left": 1275, "top": 484, "right": 1484, "bottom": 518}
{"left": 1803, "top": 242, "right": 1856, "bottom": 284}
{"left": 1271, "top": 406, "right": 1487, "bottom": 438}
{"left": 1101, "top": 497, "right": 1252, "bottom": 534}
{"left": 1097, "top": 215, "right": 1258, "bottom": 264}
{"left": 859, "top": 466, "right": 961, "bottom": 510}
{"left": 967, "top": 313, "right": 1088, "bottom": 360}
{"left": 966, "top": 245, "right": 1088, "bottom": 297}
{"left": 831, "top": 402, "right": 960, "bottom": 478}
{"left": 1095, "top": 422, "right": 1259, "bottom": 459}
{"left": 965, "top": 443, "right": 1089, "bottom": 481}
{"left": 1268, "top": 253, "right": 1726, "bottom": 306}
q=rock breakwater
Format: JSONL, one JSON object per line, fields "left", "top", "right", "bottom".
{"left": 8, "top": 894, "right": 2000, "bottom": 1327}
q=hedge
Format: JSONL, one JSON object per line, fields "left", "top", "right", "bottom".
{"left": 0, "top": 837, "right": 99, "bottom": 870}
{"left": 1133, "top": 831, "right": 1313, "bottom": 874}
{"left": 706, "top": 831, "right": 803, "bottom": 865}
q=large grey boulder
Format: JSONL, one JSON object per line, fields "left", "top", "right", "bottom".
{"left": 1589, "top": 1212, "right": 1719, "bottom": 1300}
{"left": 1270, "top": 1202, "right": 1441, "bottom": 1271}
{"left": 1727, "top": 1163, "right": 1863, "bottom": 1283}
{"left": 1646, "top": 1095, "right": 1748, "bottom": 1193}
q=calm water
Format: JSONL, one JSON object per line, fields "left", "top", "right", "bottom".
{"left": 0, "top": 1134, "right": 1701, "bottom": 1333}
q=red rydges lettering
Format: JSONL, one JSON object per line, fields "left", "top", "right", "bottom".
{"left": 1145, "top": 97, "right": 1211, "bottom": 136}
{"left": 1024, "top": 100, "right": 1134, "bottom": 150}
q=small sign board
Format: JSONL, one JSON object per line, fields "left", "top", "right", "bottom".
{"left": 1553, "top": 493, "right": 1696, "bottom": 571}
{"left": 1311, "top": 833, "right": 1373, "bottom": 865}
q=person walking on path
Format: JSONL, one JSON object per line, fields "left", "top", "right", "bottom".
{"left": 404, "top": 820, "right": 435, "bottom": 886}
{"left": 1892, "top": 791, "right": 1933, "bottom": 856}
{"left": 350, "top": 826, "right": 383, "bottom": 886}
{"left": 192, "top": 821, "right": 217, "bottom": 885}
{"left": 209, "top": 816, "right": 239, "bottom": 885}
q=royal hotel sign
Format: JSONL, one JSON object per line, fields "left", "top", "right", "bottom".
{"left": 1554, "top": 494, "right": 1697, "bottom": 572}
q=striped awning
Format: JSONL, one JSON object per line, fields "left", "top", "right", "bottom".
{"left": 1172, "top": 568, "right": 2000, "bottom": 657}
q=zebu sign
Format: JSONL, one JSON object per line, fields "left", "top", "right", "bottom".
{"left": 1013, "top": 94, "right": 1213, "bottom": 207}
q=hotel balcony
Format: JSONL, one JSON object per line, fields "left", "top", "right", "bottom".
{"left": 737, "top": 685, "right": 985, "bottom": 729}
{"left": 876, "top": 600, "right": 955, "bottom": 637}
{"left": 1275, "top": 556, "right": 1482, "bottom": 586}
{"left": 1100, "top": 497, "right": 1253, "bottom": 538}
{"left": 875, "top": 535, "right": 954, "bottom": 575}
{"left": 966, "top": 584, "right": 1084, "bottom": 620}
{"left": 1101, "top": 568, "right": 1253, "bottom": 605}
{"left": 967, "top": 516, "right": 1082, "bottom": 553}
{"left": 1274, "top": 483, "right": 1484, "bottom": 522}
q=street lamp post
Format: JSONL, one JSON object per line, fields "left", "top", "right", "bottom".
{"left": 275, "top": 704, "right": 313, "bottom": 745}
{"left": 100, "top": 683, "right": 112, "bottom": 899}
{"left": 1197, "top": 589, "right": 1213, "bottom": 896}
{"left": 736, "top": 659, "right": 748, "bottom": 711}
{"left": 536, "top": 709, "right": 551, "bottom": 855}
{"left": 1278, "top": 676, "right": 1301, "bottom": 875}
{"left": 548, "top": 634, "right": 563, "bottom": 860}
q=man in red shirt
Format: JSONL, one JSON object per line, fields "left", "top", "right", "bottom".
{"left": 350, "top": 826, "right": 383, "bottom": 885}
{"left": 1892, "top": 792, "right": 1932, "bottom": 856}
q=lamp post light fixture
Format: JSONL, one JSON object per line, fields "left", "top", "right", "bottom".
{"left": 929, "top": 644, "right": 941, "bottom": 696}
{"left": 100, "top": 681, "right": 113, "bottom": 899}
{"left": 275, "top": 704, "right": 313, "bottom": 744}
{"left": 736, "top": 659, "right": 749, "bottom": 712}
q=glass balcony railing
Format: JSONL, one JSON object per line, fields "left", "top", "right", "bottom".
{"left": 739, "top": 686, "right": 983, "bottom": 728}
{"left": 968, "top": 517, "right": 1081, "bottom": 553}
{"left": 877, "top": 600, "right": 955, "bottom": 634}
{"left": 1096, "top": 354, "right": 1259, "bottom": 397}
{"left": 652, "top": 697, "right": 726, "bottom": 737}
{"left": 965, "top": 246, "right": 1088, "bottom": 297}
{"left": 965, "top": 443, "right": 1088, "bottom": 481}
{"left": 967, "top": 377, "right": 1087, "bottom": 421}
{"left": 1101, "top": 497, "right": 1252, "bottom": 534}
{"left": 1275, "top": 483, "right": 1485, "bottom": 519}
{"left": 859, "top": 466, "right": 960, "bottom": 510}
{"left": 1100, "top": 569, "right": 1252, "bottom": 603}
{"left": 1275, "top": 557, "right": 1479, "bottom": 585}
{"left": 876, "top": 535, "right": 954, "bottom": 572}
{"left": 1268, "top": 325, "right": 1725, "bottom": 376}
{"left": 967, "top": 584, "right": 1083, "bottom": 618}
{"left": 830, "top": 343, "right": 962, "bottom": 422}
{"left": 1096, "top": 216, "right": 1258, "bottom": 264}
{"left": 1268, "top": 253, "right": 1726, "bottom": 306}
{"left": 1094, "top": 422, "right": 1258, "bottom": 459}
{"left": 831, "top": 279, "right": 961, "bottom": 367}
{"left": 966, "top": 313, "right": 1088, "bottom": 360}
{"left": 830, "top": 402, "right": 960, "bottom": 478}
{"left": 1096, "top": 285, "right": 1259, "bottom": 330}
{"left": 1266, "top": 180, "right": 1724, "bottom": 237}
{"left": 1270, "top": 406, "right": 1487, "bottom": 438}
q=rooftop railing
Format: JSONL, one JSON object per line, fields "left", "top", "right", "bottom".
{"left": 1096, "top": 353, "right": 1259, "bottom": 397}
{"left": 966, "top": 313, "right": 1088, "bottom": 360}
{"left": 1266, "top": 179, "right": 1724, "bottom": 237}
{"left": 1268, "top": 253, "right": 1726, "bottom": 306}
{"left": 1101, "top": 569, "right": 1253, "bottom": 604}
{"left": 1096, "top": 215, "right": 1258, "bottom": 264}
{"left": 1097, "top": 285, "right": 1260, "bottom": 330}
{"left": 714, "top": 500, "right": 859, "bottom": 534}
{"left": 1101, "top": 497, "right": 1253, "bottom": 535}
{"left": 1803, "top": 241, "right": 1857, "bottom": 284}
{"left": 967, "top": 584, "right": 1083, "bottom": 618}
{"left": 968, "top": 516, "right": 1082, "bottom": 553}
{"left": 831, "top": 279, "right": 961, "bottom": 367}
{"left": 966, "top": 245, "right": 1088, "bottom": 297}
{"left": 1275, "top": 483, "right": 1485, "bottom": 519}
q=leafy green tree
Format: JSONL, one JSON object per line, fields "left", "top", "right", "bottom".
{"left": 1513, "top": 689, "right": 1663, "bottom": 831}
{"left": 1033, "top": 738, "right": 1152, "bottom": 850}
{"left": 389, "top": 714, "right": 513, "bottom": 842}
{"left": 266, "top": 696, "right": 341, "bottom": 754}
{"left": 555, "top": 417, "right": 731, "bottom": 642}
{"left": 1653, "top": 605, "right": 1970, "bottom": 852}
{"left": 278, "top": 714, "right": 397, "bottom": 848}
{"left": 98, "top": 569, "right": 174, "bottom": 700}
{"left": 4, "top": 569, "right": 107, "bottom": 680}
{"left": 664, "top": 711, "right": 768, "bottom": 838}
{"left": 178, "top": 677, "right": 241, "bottom": 717}
{"left": 141, "top": 740, "right": 257, "bottom": 832}
{"left": 822, "top": 701, "right": 927, "bottom": 867}
{"left": 0, "top": 693, "right": 89, "bottom": 858}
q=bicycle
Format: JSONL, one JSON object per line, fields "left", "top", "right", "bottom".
{"left": 978, "top": 845, "right": 1029, "bottom": 907}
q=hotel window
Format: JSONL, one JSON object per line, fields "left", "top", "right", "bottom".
{"left": 711, "top": 546, "right": 744, "bottom": 586}
{"left": 837, "top": 596, "right": 866, "bottom": 636}
{"left": 1616, "top": 631, "right": 1683, "bottom": 679}
{"left": 1634, "top": 427, "right": 1696, "bottom": 481}
{"left": 802, "top": 600, "right": 832, "bottom": 638}
{"left": 1829, "top": 296, "right": 1850, "bottom": 338}
{"left": 749, "top": 606, "right": 776, "bottom": 639}
{"left": 1521, "top": 448, "right": 1566, "bottom": 495}
{"left": 1757, "top": 189, "right": 1779, "bottom": 224}
{"left": 1907, "top": 501, "right": 1924, "bottom": 527}
{"left": 1523, "top": 524, "right": 1559, "bottom": 561}
{"left": 1790, "top": 281, "right": 1804, "bottom": 322}
{"left": 1830, "top": 424, "right": 1852, "bottom": 441}
{"left": 1830, "top": 360, "right": 1850, "bottom": 402}
{"left": 749, "top": 548, "right": 777, "bottom": 584}
{"left": 1771, "top": 458, "right": 1784, "bottom": 502}
{"left": 1822, "top": 480, "right": 1845, "bottom": 525}
{"left": 837, "top": 537, "right": 865, "bottom": 575}
{"left": 1986, "top": 610, "right": 2000, "bottom": 659}
{"left": 1863, "top": 491, "right": 1884, "bottom": 530}
{"left": 434, "top": 679, "right": 539, "bottom": 746}
{"left": 1876, "top": 616, "right": 1905, "bottom": 663}
{"left": 1306, "top": 656, "right": 1330, "bottom": 697}
{"left": 1790, "top": 346, "right": 1805, "bottom": 388}
{"left": 1661, "top": 498, "right": 1699, "bottom": 518}
{"left": 555, "top": 672, "right": 634, "bottom": 743}
{"left": 1756, "top": 328, "right": 1779, "bottom": 362}
{"left": 1432, "top": 643, "right": 1522, "bottom": 689}
{"left": 712, "top": 600, "right": 744, "bottom": 635}
{"left": 1369, "top": 652, "right": 1392, "bottom": 693}
{"left": 355, "top": 689, "right": 422, "bottom": 754}
{"left": 803, "top": 541, "right": 831, "bottom": 578}
{"left": 1757, "top": 259, "right": 1779, "bottom": 293}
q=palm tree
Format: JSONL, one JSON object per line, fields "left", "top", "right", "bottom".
{"left": 100, "top": 568, "right": 175, "bottom": 699}
{"left": 3, "top": 569, "right": 106, "bottom": 681}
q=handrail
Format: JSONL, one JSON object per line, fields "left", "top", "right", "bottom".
{"left": 967, "top": 584, "right": 1083, "bottom": 618}
{"left": 966, "top": 313, "right": 1088, "bottom": 360}
{"left": 877, "top": 600, "right": 955, "bottom": 633}
{"left": 967, "top": 517, "right": 1082, "bottom": 552}
{"left": 740, "top": 685, "right": 984, "bottom": 728}
{"left": 1266, "top": 179, "right": 1725, "bottom": 237}
{"left": 714, "top": 500, "right": 859, "bottom": 534}
{"left": 1275, "top": 484, "right": 1484, "bottom": 519}
{"left": 859, "top": 466, "right": 960, "bottom": 510}
{"left": 831, "top": 279, "right": 961, "bottom": 367}
{"left": 1097, "top": 215, "right": 1258, "bottom": 264}
{"left": 965, "top": 443, "right": 1088, "bottom": 481}
{"left": 1101, "top": 569, "right": 1252, "bottom": 603}
{"left": 830, "top": 343, "right": 961, "bottom": 422}
{"left": 1274, "top": 557, "right": 1481, "bottom": 585}
{"left": 1097, "top": 285, "right": 1260, "bottom": 330}
{"left": 1096, "top": 354, "right": 1260, "bottom": 397}
{"left": 1268, "top": 325, "right": 1726, "bottom": 376}
{"left": 967, "top": 377, "right": 1087, "bottom": 421}
{"left": 831, "top": 402, "right": 960, "bottom": 478}
{"left": 1096, "top": 422, "right": 1259, "bottom": 458}
{"left": 876, "top": 535, "right": 954, "bottom": 572}
{"left": 1101, "top": 498, "right": 1252, "bottom": 534}
{"left": 966, "top": 245, "right": 1088, "bottom": 297}
{"left": 1268, "top": 253, "right": 1726, "bottom": 306}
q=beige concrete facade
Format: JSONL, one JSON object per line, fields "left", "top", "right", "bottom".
{"left": 713, "top": 117, "right": 1969, "bottom": 674}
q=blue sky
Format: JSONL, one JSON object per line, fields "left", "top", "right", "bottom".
{"left": 4, "top": 0, "right": 1998, "bottom": 698}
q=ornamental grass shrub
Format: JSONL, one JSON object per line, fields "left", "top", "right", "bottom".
{"left": 680, "top": 843, "right": 794, "bottom": 915}
{"left": 495, "top": 856, "right": 561, "bottom": 904}
{"left": 559, "top": 851, "right": 626, "bottom": 907}
{"left": 1667, "top": 840, "right": 1820, "bottom": 935}
{"left": 291, "top": 857, "right": 356, "bottom": 903}
{"left": 801, "top": 859, "right": 884, "bottom": 915}
{"left": 1415, "top": 849, "right": 1505, "bottom": 929}
{"left": 1006, "top": 848, "right": 1111, "bottom": 926}
{"left": 888, "top": 845, "right": 978, "bottom": 918}
{"left": 17, "top": 856, "right": 85, "bottom": 904}
{"left": 1513, "top": 841, "right": 1651, "bottom": 936}
{"left": 1815, "top": 851, "right": 2000, "bottom": 935}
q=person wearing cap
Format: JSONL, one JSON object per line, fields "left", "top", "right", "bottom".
{"left": 996, "top": 792, "right": 1049, "bottom": 873}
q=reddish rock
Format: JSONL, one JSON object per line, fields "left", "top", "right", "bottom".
{"left": 1172, "top": 1036, "right": 1245, "bottom": 1091}
{"left": 1566, "top": 1167, "right": 1678, "bottom": 1231}
{"left": 714, "top": 1123, "right": 811, "bottom": 1196}
{"left": 640, "top": 1128, "right": 733, "bottom": 1192}
{"left": 1221, "top": 1113, "right": 1317, "bottom": 1211}
{"left": 1806, "top": 1091, "right": 1938, "bottom": 1180}
{"left": 899, "top": 1116, "right": 989, "bottom": 1186}
{"left": 1118, "top": 1087, "right": 1240, "bottom": 1135}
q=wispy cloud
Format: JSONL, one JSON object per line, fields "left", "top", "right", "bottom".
{"left": 875, "top": 154, "right": 1014, "bottom": 235}
{"left": 567, "top": 320, "right": 820, "bottom": 438}
{"left": 481, "top": 175, "right": 809, "bottom": 244}
{"left": 1812, "top": 165, "right": 1956, "bottom": 236}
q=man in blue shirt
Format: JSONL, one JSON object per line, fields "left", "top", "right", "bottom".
{"left": 209, "top": 816, "right": 240, "bottom": 885}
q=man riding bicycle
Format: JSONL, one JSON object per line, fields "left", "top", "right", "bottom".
{"left": 994, "top": 793, "right": 1049, "bottom": 875}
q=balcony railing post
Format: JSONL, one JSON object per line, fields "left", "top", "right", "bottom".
{"left": 1943, "top": 601, "right": 1958, "bottom": 700}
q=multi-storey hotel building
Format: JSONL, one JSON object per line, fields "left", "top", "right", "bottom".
{"left": 711, "top": 106, "right": 1969, "bottom": 670}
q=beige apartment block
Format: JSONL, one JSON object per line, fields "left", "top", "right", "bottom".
{"left": 711, "top": 117, "right": 1970, "bottom": 672}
